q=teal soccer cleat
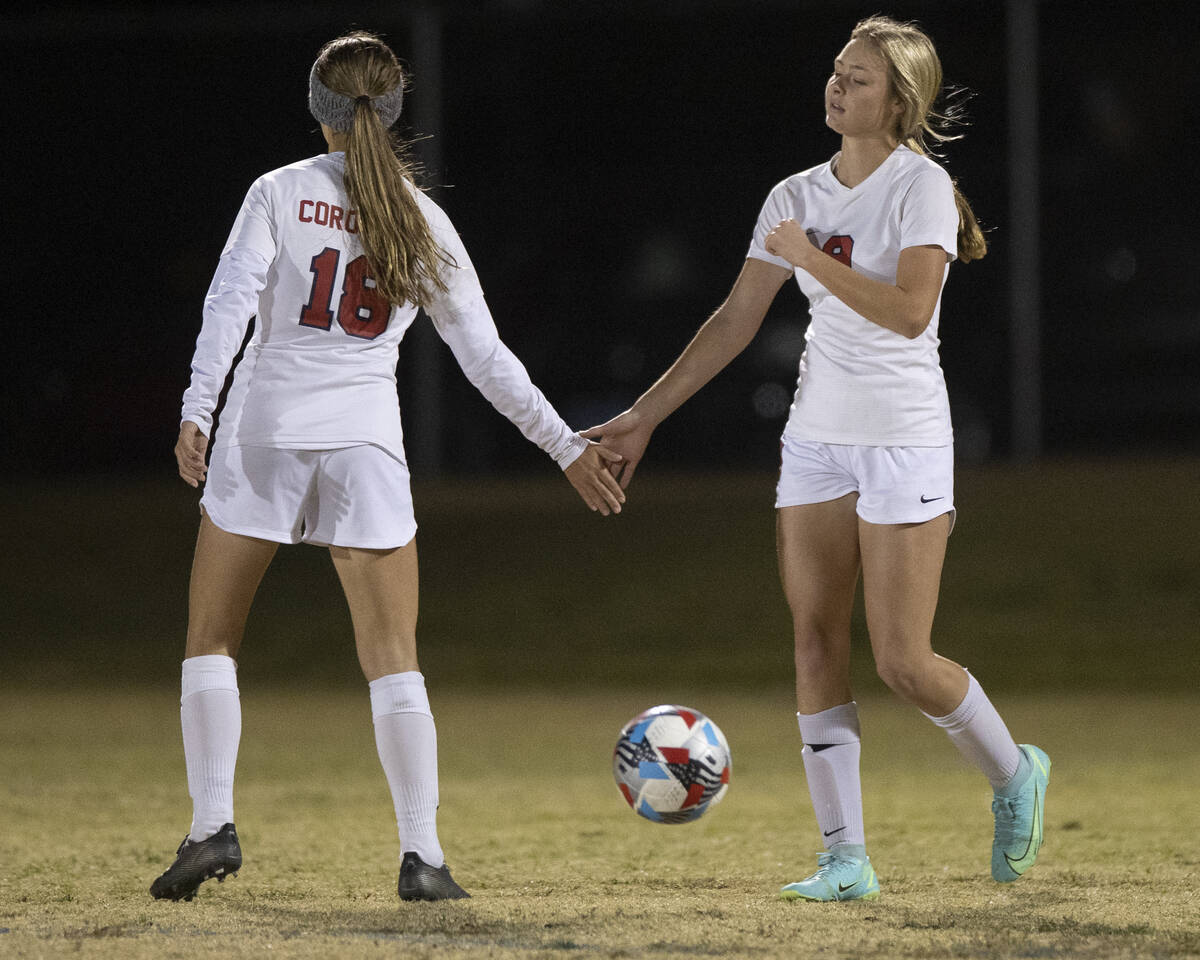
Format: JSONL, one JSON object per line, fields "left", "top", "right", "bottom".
{"left": 991, "top": 743, "right": 1051, "bottom": 882}
{"left": 780, "top": 849, "right": 880, "bottom": 902}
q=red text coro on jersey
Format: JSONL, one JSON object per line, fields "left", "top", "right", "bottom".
{"left": 298, "top": 199, "right": 359, "bottom": 234}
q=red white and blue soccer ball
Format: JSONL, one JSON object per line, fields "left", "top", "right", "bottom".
{"left": 613, "top": 704, "right": 731, "bottom": 824}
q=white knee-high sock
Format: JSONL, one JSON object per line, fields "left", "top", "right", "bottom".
{"left": 923, "top": 672, "right": 1023, "bottom": 791}
{"left": 181, "top": 654, "right": 241, "bottom": 842}
{"left": 796, "top": 702, "right": 866, "bottom": 851}
{"left": 369, "top": 671, "right": 443, "bottom": 867}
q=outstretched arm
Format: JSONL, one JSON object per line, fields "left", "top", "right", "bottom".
{"left": 582, "top": 257, "right": 791, "bottom": 488}
{"left": 418, "top": 194, "right": 623, "bottom": 514}
{"left": 427, "top": 293, "right": 626, "bottom": 514}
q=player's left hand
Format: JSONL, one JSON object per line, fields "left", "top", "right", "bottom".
{"left": 175, "top": 420, "right": 209, "bottom": 488}
{"left": 564, "top": 441, "right": 626, "bottom": 515}
{"left": 764, "top": 218, "right": 813, "bottom": 268}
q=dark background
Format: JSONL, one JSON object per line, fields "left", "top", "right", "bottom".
{"left": 4, "top": 0, "right": 1196, "bottom": 480}
{"left": 2, "top": 2, "right": 1196, "bottom": 695}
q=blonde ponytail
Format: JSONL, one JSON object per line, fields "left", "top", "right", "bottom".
{"left": 314, "top": 32, "right": 454, "bottom": 309}
{"left": 951, "top": 182, "right": 987, "bottom": 263}
{"left": 343, "top": 100, "right": 453, "bottom": 308}
{"left": 852, "top": 15, "right": 988, "bottom": 262}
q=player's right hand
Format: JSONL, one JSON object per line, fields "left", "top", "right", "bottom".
{"left": 175, "top": 421, "right": 209, "bottom": 488}
{"left": 581, "top": 408, "right": 655, "bottom": 490}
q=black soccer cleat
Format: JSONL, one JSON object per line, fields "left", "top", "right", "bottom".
{"left": 397, "top": 851, "right": 471, "bottom": 901}
{"left": 149, "top": 822, "right": 242, "bottom": 902}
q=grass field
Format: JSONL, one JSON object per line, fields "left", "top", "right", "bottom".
{"left": 2, "top": 460, "right": 1198, "bottom": 957}
{"left": 1, "top": 688, "right": 1198, "bottom": 959}
{"left": 2, "top": 458, "right": 1198, "bottom": 692}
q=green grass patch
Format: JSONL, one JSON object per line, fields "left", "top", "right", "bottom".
{"left": 2, "top": 458, "right": 1198, "bottom": 692}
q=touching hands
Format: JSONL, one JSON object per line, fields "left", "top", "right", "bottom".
{"left": 564, "top": 441, "right": 627, "bottom": 515}
{"left": 175, "top": 421, "right": 209, "bottom": 487}
{"left": 764, "top": 218, "right": 814, "bottom": 268}
{"left": 581, "top": 408, "right": 655, "bottom": 491}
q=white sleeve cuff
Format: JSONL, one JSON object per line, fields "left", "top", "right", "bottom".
{"left": 554, "top": 432, "right": 589, "bottom": 470}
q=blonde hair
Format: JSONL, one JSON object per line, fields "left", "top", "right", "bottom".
{"left": 314, "top": 32, "right": 453, "bottom": 307}
{"left": 850, "top": 15, "right": 987, "bottom": 262}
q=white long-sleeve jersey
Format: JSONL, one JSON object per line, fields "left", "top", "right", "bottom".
{"left": 181, "top": 152, "right": 586, "bottom": 470}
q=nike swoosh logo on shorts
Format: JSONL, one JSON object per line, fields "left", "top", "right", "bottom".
{"left": 920, "top": 495, "right": 944, "bottom": 503}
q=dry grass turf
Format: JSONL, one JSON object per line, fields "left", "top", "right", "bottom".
{"left": 2, "top": 460, "right": 1198, "bottom": 956}
{"left": 1, "top": 687, "right": 1197, "bottom": 959}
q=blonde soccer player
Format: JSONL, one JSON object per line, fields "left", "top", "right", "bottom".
{"left": 150, "top": 31, "right": 624, "bottom": 904}
{"left": 585, "top": 15, "right": 1049, "bottom": 901}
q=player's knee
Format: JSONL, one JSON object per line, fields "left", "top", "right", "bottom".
{"left": 793, "top": 627, "right": 848, "bottom": 676}
{"left": 874, "top": 652, "right": 927, "bottom": 702}
{"left": 793, "top": 618, "right": 846, "bottom": 651}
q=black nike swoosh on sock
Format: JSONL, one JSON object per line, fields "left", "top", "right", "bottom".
{"left": 823, "top": 827, "right": 847, "bottom": 837}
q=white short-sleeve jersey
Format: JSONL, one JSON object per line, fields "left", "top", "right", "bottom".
{"left": 181, "top": 152, "right": 586, "bottom": 469}
{"left": 747, "top": 145, "right": 959, "bottom": 446}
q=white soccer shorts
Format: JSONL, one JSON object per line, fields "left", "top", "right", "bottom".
{"left": 201, "top": 443, "right": 416, "bottom": 549}
{"left": 775, "top": 436, "right": 955, "bottom": 528}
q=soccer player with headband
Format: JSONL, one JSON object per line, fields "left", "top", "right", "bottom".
{"left": 150, "top": 30, "right": 624, "bottom": 905}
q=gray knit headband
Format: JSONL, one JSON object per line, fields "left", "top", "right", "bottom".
{"left": 308, "top": 63, "right": 404, "bottom": 132}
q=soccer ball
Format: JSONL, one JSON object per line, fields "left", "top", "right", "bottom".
{"left": 613, "top": 704, "right": 731, "bottom": 824}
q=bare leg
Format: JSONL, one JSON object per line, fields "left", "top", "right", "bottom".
{"left": 329, "top": 539, "right": 419, "bottom": 681}
{"left": 172, "top": 512, "right": 276, "bottom": 852}
{"left": 331, "top": 539, "right": 446, "bottom": 869}
{"left": 777, "top": 494, "right": 861, "bottom": 714}
{"left": 858, "top": 513, "right": 1037, "bottom": 883}
{"left": 778, "top": 495, "right": 869, "bottom": 854}
{"left": 186, "top": 512, "right": 278, "bottom": 660}
{"left": 858, "top": 513, "right": 968, "bottom": 716}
